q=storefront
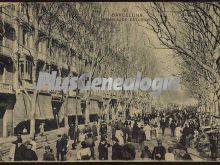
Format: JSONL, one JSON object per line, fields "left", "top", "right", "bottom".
{"left": 87, "top": 99, "right": 100, "bottom": 122}
{"left": 59, "top": 97, "right": 83, "bottom": 125}
{"left": 13, "top": 92, "right": 54, "bottom": 135}
{"left": 13, "top": 93, "right": 31, "bottom": 135}
{"left": 35, "top": 93, "right": 54, "bottom": 133}
{"left": 0, "top": 94, "right": 15, "bottom": 137}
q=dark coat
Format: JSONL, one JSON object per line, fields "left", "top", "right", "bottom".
{"left": 112, "top": 143, "right": 122, "bottom": 160}
{"left": 170, "top": 122, "right": 176, "bottom": 130}
{"left": 138, "top": 129, "right": 146, "bottom": 143}
{"left": 121, "top": 143, "right": 136, "bottom": 160}
{"left": 23, "top": 149, "right": 38, "bottom": 161}
{"left": 56, "top": 137, "right": 68, "bottom": 153}
{"left": 14, "top": 143, "right": 27, "bottom": 161}
{"left": 132, "top": 123, "right": 139, "bottom": 139}
{"left": 141, "top": 150, "right": 152, "bottom": 159}
{"left": 98, "top": 141, "right": 109, "bottom": 160}
{"left": 43, "top": 152, "right": 55, "bottom": 161}
{"left": 68, "top": 125, "right": 75, "bottom": 140}
{"left": 152, "top": 146, "right": 166, "bottom": 160}
{"left": 92, "top": 125, "right": 98, "bottom": 137}
{"left": 183, "top": 126, "right": 191, "bottom": 137}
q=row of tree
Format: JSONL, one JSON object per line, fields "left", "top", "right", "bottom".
{"left": 139, "top": 2, "right": 220, "bottom": 115}
{"left": 1, "top": 2, "right": 160, "bottom": 135}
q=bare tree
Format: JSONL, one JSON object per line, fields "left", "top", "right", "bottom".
{"left": 139, "top": 2, "right": 220, "bottom": 113}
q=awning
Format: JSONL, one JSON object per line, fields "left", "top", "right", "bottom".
{"left": 13, "top": 94, "right": 31, "bottom": 127}
{"left": 0, "top": 94, "right": 15, "bottom": 109}
{"left": 67, "top": 98, "right": 82, "bottom": 116}
{"left": 35, "top": 94, "right": 54, "bottom": 120}
{"left": 58, "top": 98, "right": 82, "bottom": 121}
{"left": 88, "top": 100, "right": 100, "bottom": 115}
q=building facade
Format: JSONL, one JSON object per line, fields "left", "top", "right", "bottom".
{"left": 0, "top": 2, "right": 122, "bottom": 137}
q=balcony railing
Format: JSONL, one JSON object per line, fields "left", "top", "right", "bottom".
{"left": 19, "top": 45, "right": 32, "bottom": 56}
{"left": 1, "top": 8, "right": 15, "bottom": 25}
{"left": 37, "top": 51, "right": 47, "bottom": 61}
{"left": 0, "top": 82, "right": 13, "bottom": 93}
{"left": 0, "top": 39, "right": 13, "bottom": 58}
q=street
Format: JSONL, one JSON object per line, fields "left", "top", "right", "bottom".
{"left": 32, "top": 125, "right": 205, "bottom": 161}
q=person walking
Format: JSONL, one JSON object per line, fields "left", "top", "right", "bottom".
{"left": 56, "top": 134, "right": 68, "bottom": 161}
{"left": 127, "top": 122, "right": 132, "bottom": 142}
{"left": 175, "top": 124, "right": 182, "bottom": 142}
{"left": 132, "top": 121, "right": 139, "bottom": 143}
{"left": 170, "top": 120, "right": 176, "bottom": 137}
{"left": 160, "top": 118, "right": 166, "bottom": 136}
{"left": 122, "top": 122, "right": 129, "bottom": 143}
{"left": 9, "top": 135, "right": 26, "bottom": 161}
{"left": 121, "top": 143, "right": 136, "bottom": 160}
{"left": 23, "top": 141, "right": 38, "bottom": 161}
{"left": 152, "top": 139, "right": 166, "bottom": 160}
{"left": 85, "top": 133, "right": 95, "bottom": 160}
{"left": 165, "top": 147, "right": 175, "bottom": 161}
{"left": 43, "top": 146, "right": 55, "bottom": 161}
{"left": 143, "top": 123, "right": 151, "bottom": 141}
{"left": 141, "top": 146, "right": 152, "bottom": 160}
{"left": 98, "top": 138, "right": 110, "bottom": 160}
{"left": 115, "top": 126, "right": 124, "bottom": 146}
{"left": 152, "top": 122, "right": 159, "bottom": 139}
{"left": 138, "top": 126, "right": 146, "bottom": 152}
{"left": 112, "top": 137, "right": 122, "bottom": 160}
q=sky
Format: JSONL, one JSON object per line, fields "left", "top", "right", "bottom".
{"left": 103, "top": 2, "right": 198, "bottom": 106}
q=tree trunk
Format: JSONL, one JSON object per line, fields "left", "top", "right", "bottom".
{"left": 64, "top": 97, "right": 69, "bottom": 134}
{"left": 30, "top": 90, "right": 37, "bottom": 136}
{"left": 30, "top": 5, "right": 39, "bottom": 136}
{"left": 85, "top": 98, "right": 90, "bottom": 124}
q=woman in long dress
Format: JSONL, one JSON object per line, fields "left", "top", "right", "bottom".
{"left": 175, "top": 124, "right": 182, "bottom": 142}
{"left": 115, "top": 126, "right": 124, "bottom": 145}
{"left": 143, "top": 123, "right": 152, "bottom": 141}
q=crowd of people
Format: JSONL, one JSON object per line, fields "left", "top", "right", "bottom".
{"left": 4, "top": 108, "right": 220, "bottom": 161}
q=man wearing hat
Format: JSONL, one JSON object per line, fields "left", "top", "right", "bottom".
{"left": 152, "top": 139, "right": 166, "bottom": 160}
{"left": 43, "top": 146, "right": 55, "bottom": 161}
{"left": 98, "top": 137, "right": 110, "bottom": 160}
{"left": 9, "top": 134, "right": 26, "bottom": 161}
{"left": 112, "top": 137, "right": 122, "bottom": 160}
{"left": 85, "top": 133, "right": 95, "bottom": 159}
{"left": 56, "top": 134, "right": 64, "bottom": 161}
{"left": 23, "top": 141, "right": 38, "bottom": 161}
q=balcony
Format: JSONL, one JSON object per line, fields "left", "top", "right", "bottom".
{"left": 0, "top": 82, "right": 13, "bottom": 94}
{"left": 1, "top": 7, "right": 15, "bottom": 25}
{"left": 0, "top": 39, "right": 13, "bottom": 58}
{"left": 37, "top": 51, "right": 47, "bottom": 61}
{"left": 19, "top": 45, "right": 32, "bottom": 56}
{"left": 70, "top": 64, "right": 77, "bottom": 73}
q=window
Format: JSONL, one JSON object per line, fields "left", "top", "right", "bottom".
{"left": 22, "top": 29, "right": 27, "bottom": 46}
{"left": 38, "top": 42, "right": 43, "bottom": 52}
{"left": 20, "top": 3, "right": 25, "bottom": 14}
{"left": 26, "top": 60, "right": 32, "bottom": 80}
{"left": 20, "top": 63, "right": 25, "bottom": 79}
{"left": 26, "top": 34, "right": 33, "bottom": 49}
{"left": 19, "top": 57, "right": 32, "bottom": 81}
